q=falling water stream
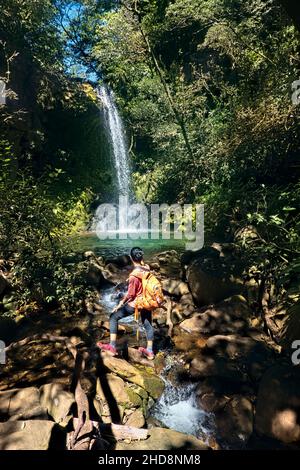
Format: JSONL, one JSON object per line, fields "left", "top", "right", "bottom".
{"left": 97, "top": 85, "right": 131, "bottom": 198}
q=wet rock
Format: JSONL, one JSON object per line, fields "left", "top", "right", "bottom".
{"left": 115, "top": 427, "right": 210, "bottom": 450}
{"left": 243, "top": 342, "right": 277, "bottom": 383}
{"left": 195, "top": 382, "right": 230, "bottom": 413}
{"left": 39, "top": 383, "right": 74, "bottom": 426}
{"left": 255, "top": 363, "right": 300, "bottom": 443}
{"left": 196, "top": 375, "right": 255, "bottom": 402}
{"left": 215, "top": 396, "right": 254, "bottom": 448}
{"left": 101, "top": 354, "right": 165, "bottom": 399}
{"left": 0, "top": 387, "right": 47, "bottom": 421}
{"left": 0, "top": 420, "right": 60, "bottom": 450}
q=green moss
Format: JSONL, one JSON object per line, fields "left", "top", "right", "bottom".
{"left": 125, "top": 388, "right": 143, "bottom": 407}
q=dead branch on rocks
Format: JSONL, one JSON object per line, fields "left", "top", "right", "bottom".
{"left": 4, "top": 334, "right": 71, "bottom": 353}
{"left": 165, "top": 298, "right": 174, "bottom": 337}
{"left": 68, "top": 349, "right": 95, "bottom": 450}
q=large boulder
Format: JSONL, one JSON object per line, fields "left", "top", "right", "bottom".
{"left": 39, "top": 383, "right": 74, "bottom": 426}
{"left": 195, "top": 380, "right": 231, "bottom": 413}
{"left": 101, "top": 354, "right": 165, "bottom": 399}
{"left": 195, "top": 376, "right": 254, "bottom": 412}
{"left": 255, "top": 364, "right": 300, "bottom": 443}
{"left": 115, "top": 427, "right": 209, "bottom": 450}
{"left": 161, "top": 279, "right": 190, "bottom": 297}
{"left": 94, "top": 374, "right": 134, "bottom": 423}
{"left": 179, "top": 295, "right": 251, "bottom": 335}
{"left": 149, "top": 251, "right": 182, "bottom": 278}
{"left": 85, "top": 257, "right": 128, "bottom": 287}
{"left": 186, "top": 251, "right": 243, "bottom": 307}
{"left": 0, "top": 387, "right": 47, "bottom": 421}
{"left": 190, "top": 354, "right": 246, "bottom": 382}
{"left": 215, "top": 396, "right": 254, "bottom": 448}
{"left": 205, "top": 334, "right": 256, "bottom": 354}
{"left": 85, "top": 258, "right": 106, "bottom": 287}
{"left": 0, "top": 420, "right": 60, "bottom": 450}
{"left": 105, "top": 254, "right": 132, "bottom": 268}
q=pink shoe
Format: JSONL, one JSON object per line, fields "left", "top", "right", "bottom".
{"left": 97, "top": 342, "right": 117, "bottom": 356}
{"left": 138, "top": 347, "right": 155, "bottom": 360}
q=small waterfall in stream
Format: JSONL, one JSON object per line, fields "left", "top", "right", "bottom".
{"left": 97, "top": 85, "right": 131, "bottom": 198}
{"left": 150, "top": 360, "right": 215, "bottom": 443}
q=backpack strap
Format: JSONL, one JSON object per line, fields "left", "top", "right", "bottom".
{"left": 129, "top": 265, "right": 150, "bottom": 280}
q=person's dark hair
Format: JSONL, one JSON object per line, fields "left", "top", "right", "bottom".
{"left": 130, "top": 247, "right": 144, "bottom": 263}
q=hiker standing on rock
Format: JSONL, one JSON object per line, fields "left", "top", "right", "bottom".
{"left": 97, "top": 247, "right": 165, "bottom": 360}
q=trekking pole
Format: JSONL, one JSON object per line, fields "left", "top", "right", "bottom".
{"left": 134, "top": 306, "right": 140, "bottom": 341}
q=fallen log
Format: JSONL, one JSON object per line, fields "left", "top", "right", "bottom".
{"left": 72, "top": 418, "right": 148, "bottom": 441}
{"left": 100, "top": 423, "right": 148, "bottom": 441}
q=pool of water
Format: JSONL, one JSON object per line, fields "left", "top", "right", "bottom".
{"left": 75, "top": 231, "right": 186, "bottom": 258}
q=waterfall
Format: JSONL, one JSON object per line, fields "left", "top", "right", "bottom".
{"left": 97, "top": 85, "right": 131, "bottom": 197}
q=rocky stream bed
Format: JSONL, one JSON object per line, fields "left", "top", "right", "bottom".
{"left": 0, "top": 245, "right": 300, "bottom": 450}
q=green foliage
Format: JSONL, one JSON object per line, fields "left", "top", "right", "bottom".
{"left": 1, "top": 0, "right": 300, "bottom": 316}
{"left": 82, "top": 0, "right": 300, "bottom": 301}
{"left": 0, "top": 145, "right": 94, "bottom": 314}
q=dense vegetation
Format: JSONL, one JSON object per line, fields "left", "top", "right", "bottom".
{"left": 0, "top": 0, "right": 299, "bottom": 327}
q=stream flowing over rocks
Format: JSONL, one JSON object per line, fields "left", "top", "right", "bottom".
{"left": 0, "top": 244, "right": 299, "bottom": 450}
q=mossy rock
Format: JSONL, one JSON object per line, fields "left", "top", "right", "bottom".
{"left": 125, "top": 388, "right": 143, "bottom": 407}
{"left": 139, "top": 373, "right": 165, "bottom": 399}
{"left": 129, "top": 384, "right": 148, "bottom": 400}
{"left": 101, "top": 355, "right": 165, "bottom": 399}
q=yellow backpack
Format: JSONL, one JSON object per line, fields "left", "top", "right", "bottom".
{"left": 130, "top": 268, "right": 165, "bottom": 311}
